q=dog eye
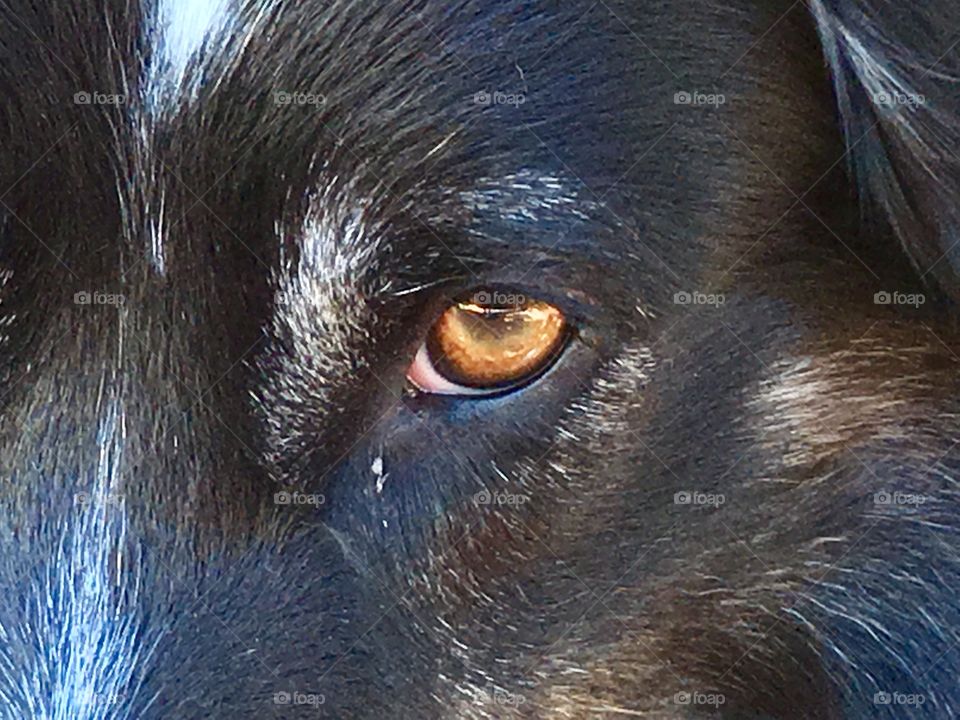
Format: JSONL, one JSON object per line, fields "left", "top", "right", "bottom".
{"left": 407, "top": 290, "right": 570, "bottom": 396}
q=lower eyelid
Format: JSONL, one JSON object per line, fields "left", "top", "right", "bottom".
{"left": 407, "top": 344, "right": 481, "bottom": 395}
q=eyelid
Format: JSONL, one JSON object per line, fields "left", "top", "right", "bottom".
{"left": 406, "top": 344, "right": 493, "bottom": 396}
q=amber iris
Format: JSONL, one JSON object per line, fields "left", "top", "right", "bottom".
{"left": 426, "top": 295, "right": 568, "bottom": 388}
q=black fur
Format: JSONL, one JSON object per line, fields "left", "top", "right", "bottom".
{"left": 0, "top": 0, "right": 958, "bottom": 717}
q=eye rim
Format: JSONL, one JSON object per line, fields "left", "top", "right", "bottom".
{"left": 406, "top": 291, "right": 573, "bottom": 397}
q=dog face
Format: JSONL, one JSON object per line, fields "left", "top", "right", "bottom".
{"left": 1, "top": 0, "right": 959, "bottom": 717}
